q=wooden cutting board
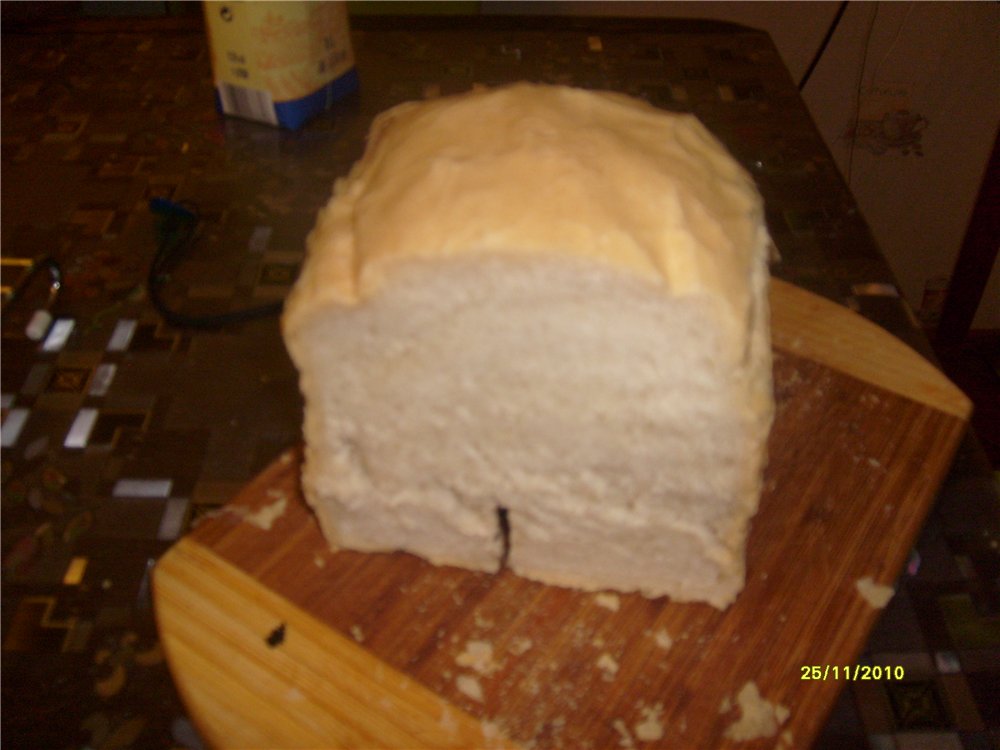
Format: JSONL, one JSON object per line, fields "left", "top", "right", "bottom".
{"left": 153, "top": 279, "right": 970, "bottom": 750}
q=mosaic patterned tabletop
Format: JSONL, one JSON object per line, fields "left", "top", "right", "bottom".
{"left": 2, "top": 14, "right": 998, "bottom": 750}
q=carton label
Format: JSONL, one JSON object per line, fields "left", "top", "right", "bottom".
{"left": 204, "top": 1, "right": 356, "bottom": 128}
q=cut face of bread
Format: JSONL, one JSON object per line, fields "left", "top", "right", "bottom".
{"left": 283, "top": 83, "right": 773, "bottom": 609}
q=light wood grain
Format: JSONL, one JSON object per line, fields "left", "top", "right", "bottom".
{"left": 155, "top": 536, "right": 519, "bottom": 749}
{"left": 154, "top": 283, "right": 970, "bottom": 749}
{"left": 769, "top": 278, "right": 971, "bottom": 419}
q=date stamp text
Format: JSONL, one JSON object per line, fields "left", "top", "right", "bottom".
{"left": 801, "top": 665, "right": 904, "bottom": 681}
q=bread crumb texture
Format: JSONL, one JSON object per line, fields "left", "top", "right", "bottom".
{"left": 856, "top": 576, "right": 895, "bottom": 608}
{"left": 596, "top": 652, "right": 620, "bottom": 679}
{"left": 633, "top": 703, "right": 665, "bottom": 742}
{"left": 455, "top": 639, "right": 501, "bottom": 676}
{"left": 507, "top": 636, "right": 533, "bottom": 656}
{"left": 612, "top": 718, "right": 635, "bottom": 749}
{"left": 241, "top": 490, "right": 287, "bottom": 530}
{"left": 653, "top": 627, "right": 673, "bottom": 651}
{"left": 594, "top": 592, "right": 621, "bottom": 612}
{"left": 719, "top": 681, "right": 790, "bottom": 741}
{"left": 455, "top": 674, "right": 484, "bottom": 703}
{"left": 438, "top": 705, "right": 457, "bottom": 734}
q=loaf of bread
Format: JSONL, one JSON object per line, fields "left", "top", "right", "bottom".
{"left": 283, "top": 83, "right": 773, "bottom": 608}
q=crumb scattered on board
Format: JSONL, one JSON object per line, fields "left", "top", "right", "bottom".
{"left": 719, "top": 681, "right": 790, "bottom": 741}
{"left": 242, "top": 489, "right": 288, "bottom": 530}
{"left": 595, "top": 592, "right": 621, "bottom": 612}
{"left": 480, "top": 719, "right": 503, "bottom": 746}
{"left": 456, "top": 674, "right": 484, "bottom": 703}
{"left": 350, "top": 625, "right": 364, "bottom": 643}
{"left": 653, "top": 628, "right": 673, "bottom": 651}
{"left": 612, "top": 718, "right": 635, "bottom": 748}
{"left": 313, "top": 552, "right": 326, "bottom": 568}
{"left": 596, "top": 652, "right": 619, "bottom": 679}
{"left": 507, "top": 636, "right": 533, "bottom": 656}
{"left": 439, "top": 705, "right": 457, "bottom": 735}
{"left": 856, "top": 576, "right": 894, "bottom": 607}
{"left": 634, "top": 703, "right": 664, "bottom": 742}
{"left": 456, "top": 640, "right": 501, "bottom": 676}
{"left": 474, "top": 611, "right": 495, "bottom": 629}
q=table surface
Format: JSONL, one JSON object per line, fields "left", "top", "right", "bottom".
{"left": 2, "top": 12, "right": 998, "bottom": 750}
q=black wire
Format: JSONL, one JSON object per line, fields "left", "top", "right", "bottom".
{"left": 147, "top": 201, "right": 284, "bottom": 330}
{"left": 798, "top": 0, "right": 850, "bottom": 90}
{"left": 847, "top": 2, "right": 881, "bottom": 188}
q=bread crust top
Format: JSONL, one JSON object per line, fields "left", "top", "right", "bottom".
{"left": 283, "top": 83, "right": 770, "bottom": 348}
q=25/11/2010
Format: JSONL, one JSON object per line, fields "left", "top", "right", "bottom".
{"left": 801, "top": 664, "right": 905, "bottom": 681}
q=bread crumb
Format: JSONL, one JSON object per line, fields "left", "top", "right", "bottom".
{"left": 456, "top": 640, "right": 500, "bottom": 676}
{"left": 285, "top": 687, "right": 305, "bottom": 702}
{"left": 611, "top": 718, "right": 635, "bottom": 748}
{"left": 595, "top": 592, "right": 620, "bottom": 612}
{"left": 596, "top": 652, "right": 619, "bottom": 679}
{"left": 720, "top": 681, "right": 789, "bottom": 741}
{"left": 507, "top": 636, "right": 533, "bottom": 656}
{"left": 634, "top": 704, "right": 664, "bottom": 741}
{"left": 856, "top": 576, "right": 894, "bottom": 607}
{"left": 474, "top": 611, "right": 495, "bottom": 629}
{"left": 653, "top": 628, "right": 673, "bottom": 651}
{"left": 280, "top": 450, "right": 294, "bottom": 464}
{"left": 313, "top": 553, "right": 326, "bottom": 568}
{"left": 481, "top": 719, "right": 502, "bottom": 747}
{"left": 243, "top": 491, "right": 287, "bottom": 530}
{"left": 350, "top": 625, "right": 364, "bottom": 643}
{"left": 439, "top": 705, "right": 457, "bottom": 734}
{"left": 456, "top": 674, "right": 484, "bottom": 703}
